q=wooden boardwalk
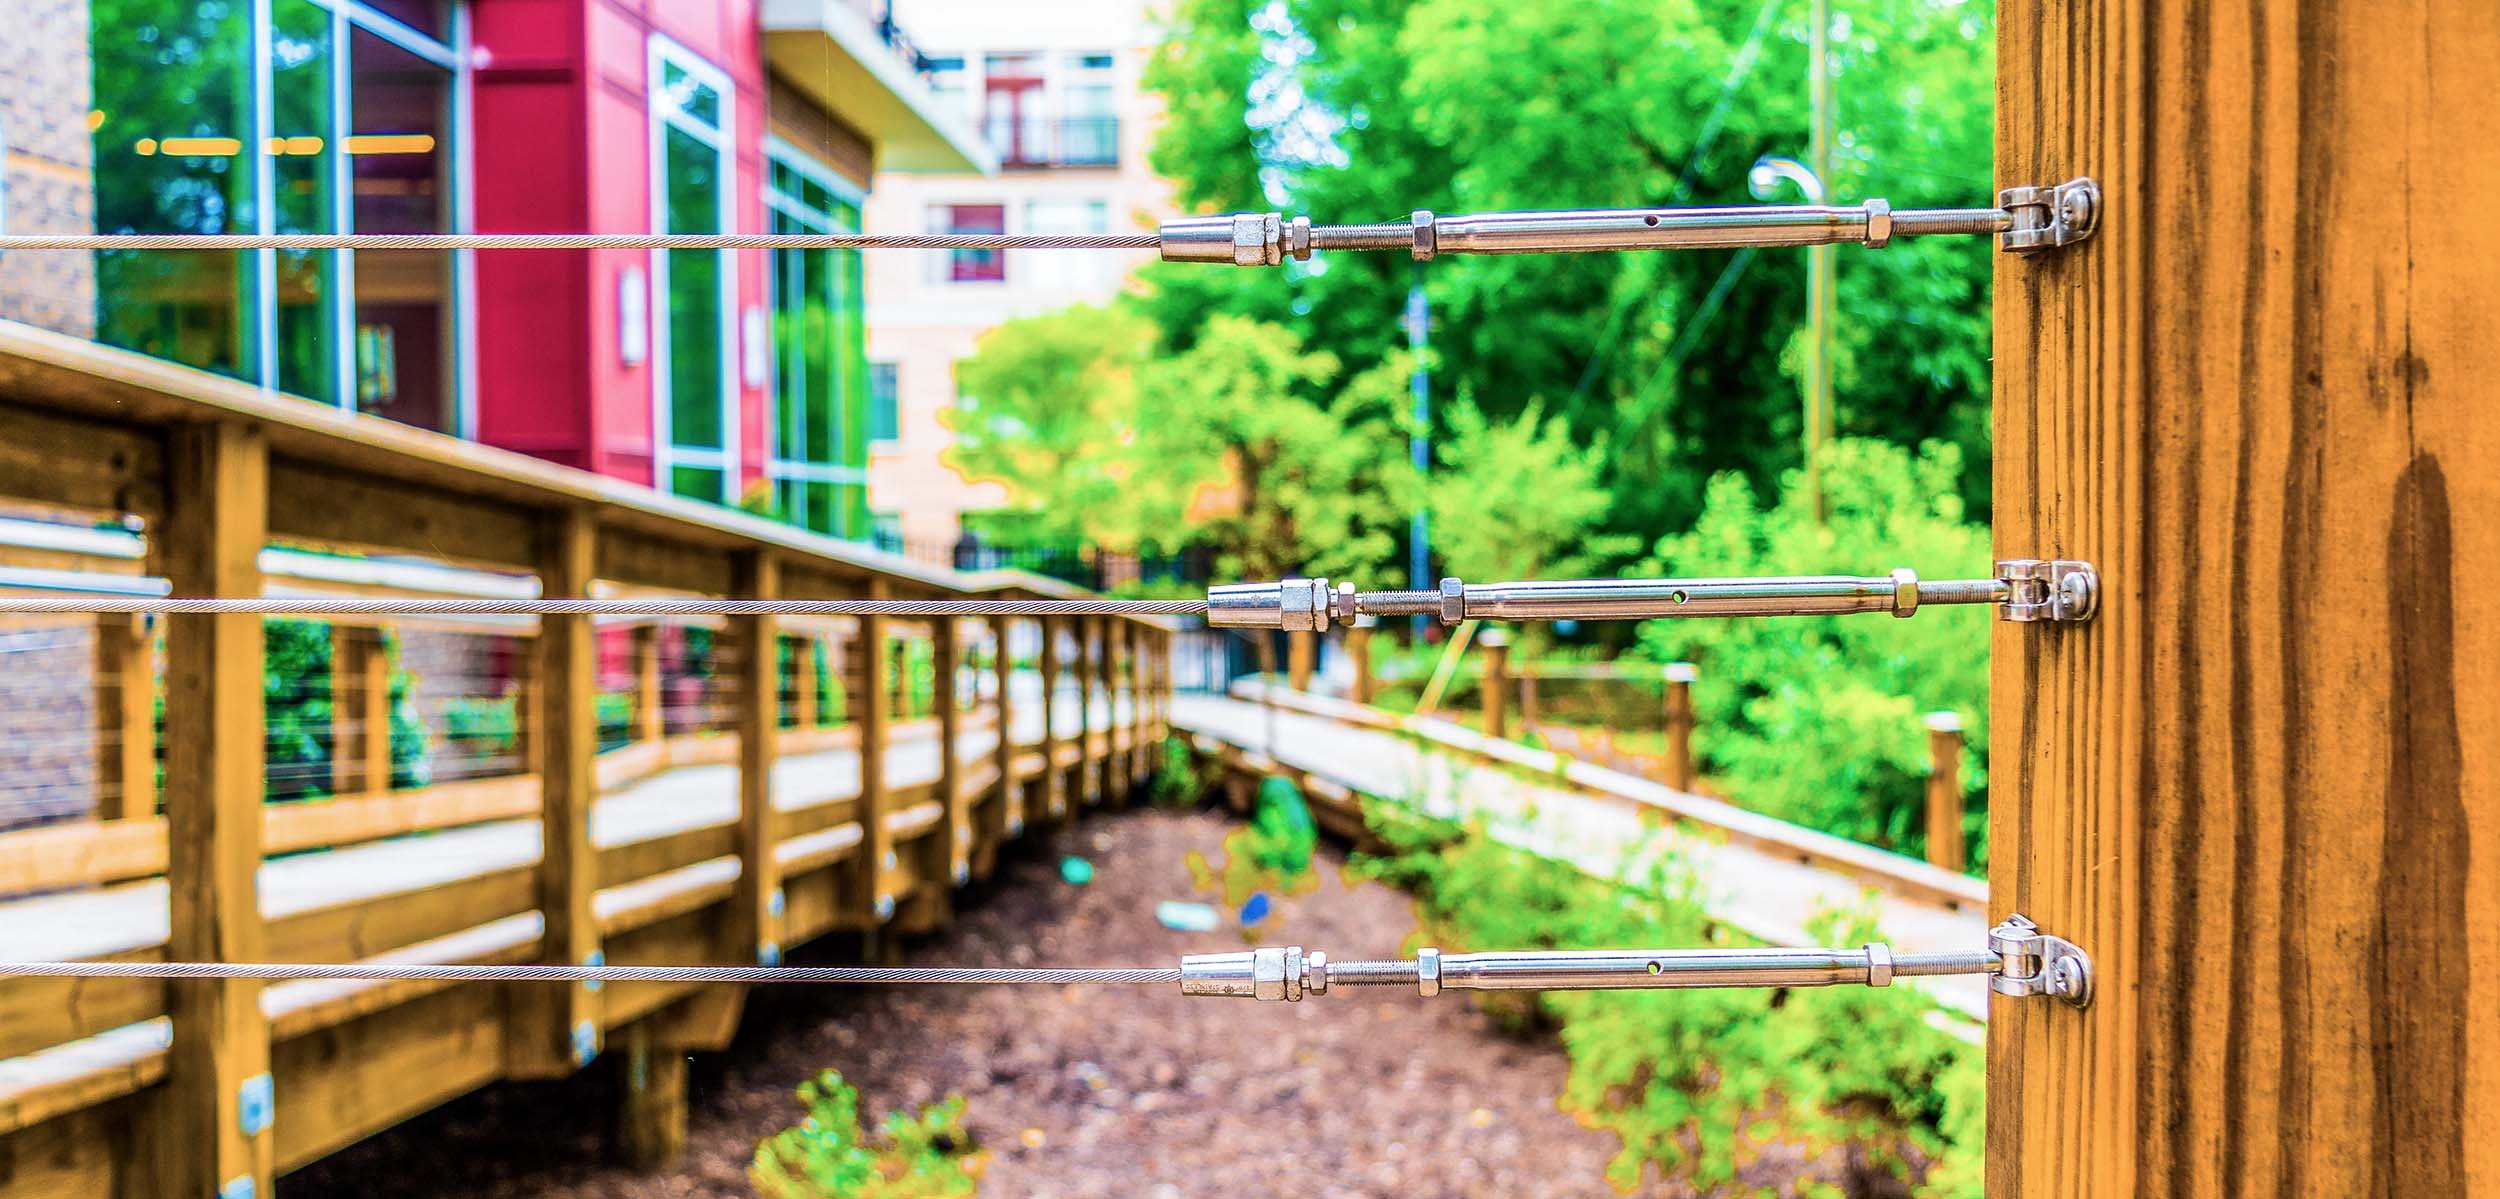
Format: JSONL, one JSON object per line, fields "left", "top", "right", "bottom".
{"left": 1171, "top": 687, "right": 1993, "bottom": 1022}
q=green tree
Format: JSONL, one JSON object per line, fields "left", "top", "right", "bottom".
{"left": 945, "top": 312, "right": 1413, "bottom": 585}
{"left": 944, "top": 303, "right": 1155, "bottom": 545}
{"left": 1424, "top": 399, "right": 1637, "bottom": 583}
{"left": 1139, "top": 0, "right": 1996, "bottom": 544}
{"left": 1636, "top": 438, "right": 1989, "bottom": 865}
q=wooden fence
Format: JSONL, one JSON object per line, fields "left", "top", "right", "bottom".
{"left": 0, "top": 322, "right": 1174, "bottom": 1197}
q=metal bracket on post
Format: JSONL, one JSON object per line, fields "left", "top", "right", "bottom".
{"left": 1988, "top": 914, "right": 2093, "bottom": 1008}
{"left": 1996, "top": 559, "right": 2099, "bottom": 623}
{"left": 1999, "top": 178, "right": 2100, "bottom": 252}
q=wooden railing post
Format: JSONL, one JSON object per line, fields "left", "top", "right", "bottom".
{"left": 1286, "top": 628, "right": 1315, "bottom": 692}
{"left": 1037, "top": 616, "right": 1065, "bottom": 821}
{"left": 156, "top": 422, "right": 273, "bottom": 1199}
{"left": 790, "top": 631, "right": 818, "bottom": 729}
{"left": 1347, "top": 618, "right": 1374, "bottom": 706}
{"left": 731, "top": 552, "right": 782, "bottom": 964}
{"left": 934, "top": 616, "right": 968, "bottom": 884}
{"left": 1098, "top": 617, "right": 1126, "bottom": 802}
{"left": 850, "top": 585, "right": 896, "bottom": 924}
{"left": 630, "top": 622, "right": 665, "bottom": 744}
{"left": 1124, "top": 619, "right": 1148, "bottom": 782}
{"left": 1518, "top": 667, "right": 1541, "bottom": 732}
{"left": 1077, "top": 617, "right": 1101, "bottom": 807}
{"left": 511, "top": 508, "right": 601, "bottom": 1077}
{"left": 329, "top": 623, "right": 390, "bottom": 796}
{"left": 1479, "top": 627, "right": 1510, "bottom": 740}
{"left": 1661, "top": 661, "right": 1697, "bottom": 792}
{"left": 1921, "top": 711, "right": 1967, "bottom": 873}
{"left": 93, "top": 611, "right": 155, "bottom": 819}
{"left": 989, "top": 617, "right": 1019, "bottom": 852}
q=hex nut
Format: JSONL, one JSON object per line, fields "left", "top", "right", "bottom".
{"left": 1864, "top": 197, "right": 1894, "bottom": 248}
{"left": 1438, "top": 577, "right": 1466, "bottom": 625}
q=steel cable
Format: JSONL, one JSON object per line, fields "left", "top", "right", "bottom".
{"left": 0, "top": 961, "right": 1184, "bottom": 986}
{"left": 0, "top": 232, "right": 1161, "bottom": 252}
{"left": 0, "top": 597, "right": 1207, "bottom": 617}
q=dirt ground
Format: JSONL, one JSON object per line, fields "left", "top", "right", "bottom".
{"left": 287, "top": 807, "right": 1632, "bottom": 1198}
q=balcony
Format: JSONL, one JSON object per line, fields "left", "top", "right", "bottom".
{"left": 760, "top": 0, "right": 999, "bottom": 174}
{"left": 989, "top": 117, "right": 1122, "bottom": 169}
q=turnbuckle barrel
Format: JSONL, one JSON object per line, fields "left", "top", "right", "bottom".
{"left": 1203, "top": 562, "right": 2097, "bottom": 631}
{"left": 1178, "top": 943, "right": 1999, "bottom": 1001}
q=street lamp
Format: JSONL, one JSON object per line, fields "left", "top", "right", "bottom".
{"left": 1749, "top": 153, "right": 1831, "bottom": 519}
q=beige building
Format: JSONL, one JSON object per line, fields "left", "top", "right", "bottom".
{"left": 860, "top": 0, "right": 1172, "bottom": 553}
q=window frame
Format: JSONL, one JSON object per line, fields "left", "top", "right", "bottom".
{"left": 645, "top": 33, "right": 740, "bottom": 505}
{"left": 762, "top": 137, "right": 870, "bottom": 534}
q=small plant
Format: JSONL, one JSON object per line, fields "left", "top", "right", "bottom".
{"left": 752, "top": 1071, "right": 983, "bottom": 1199}
{"left": 1353, "top": 800, "right": 1983, "bottom": 1193}
{"left": 1149, "top": 736, "right": 1201, "bottom": 807}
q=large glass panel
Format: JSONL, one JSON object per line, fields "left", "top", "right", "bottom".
{"left": 662, "top": 122, "right": 726, "bottom": 476}
{"left": 90, "top": 0, "right": 257, "bottom": 381}
{"left": 348, "top": 23, "right": 456, "bottom": 431}
{"left": 270, "top": 0, "right": 338, "bottom": 406}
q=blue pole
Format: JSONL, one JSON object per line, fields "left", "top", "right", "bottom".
{"left": 1406, "top": 268, "right": 1431, "bottom": 639}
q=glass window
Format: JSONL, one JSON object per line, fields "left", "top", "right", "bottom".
{"left": 869, "top": 362, "right": 899, "bottom": 444}
{"left": 89, "top": 0, "right": 464, "bottom": 431}
{"left": 764, "top": 142, "right": 868, "bottom": 539}
{"left": 90, "top": 0, "right": 260, "bottom": 383}
{"left": 651, "top": 39, "right": 734, "bottom": 505}
{"left": 347, "top": 23, "right": 456, "bottom": 431}
{"left": 935, "top": 204, "right": 1005, "bottom": 282}
{"left": 1068, "top": 51, "right": 1116, "bottom": 71}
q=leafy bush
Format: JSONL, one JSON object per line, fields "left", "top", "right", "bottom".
{"left": 1354, "top": 800, "right": 1981, "bottom": 1193}
{"left": 1637, "top": 439, "right": 1989, "bottom": 869}
{"left": 1149, "top": 735, "right": 1202, "bottom": 807}
{"left": 262, "top": 620, "right": 430, "bottom": 800}
{"left": 752, "top": 1071, "right": 982, "bottom": 1198}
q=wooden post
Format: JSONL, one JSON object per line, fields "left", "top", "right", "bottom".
{"left": 512, "top": 635, "right": 542, "bottom": 776}
{"left": 1125, "top": 620, "right": 1149, "bottom": 782}
{"left": 511, "top": 508, "right": 601, "bottom": 1077}
{"left": 1921, "top": 711, "right": 1965, "bottom": 873}
{"left": 1037, "top": 616, "right": 1065, "bottom": 820}
{"left": 93, "top": 611, "right": 155, "bottom": 819}
{"left": 850, "top": 586, "right": 895, "bottom": 924}
{"left": 631, "top": 622, "right": 665, "bottom": 744}
{"left": 156, "top": 422, "right": 273, "bottom": 1199}
{"left": 1286, "top": 628, "right": 1315, "bottom": 692}
{"left": 610, "top": 1023, "right": 687, "bottom": 1170}
{"left": 1077, "top": 617, "right": 1101, "bottom": 806}
{"left": 989, "top": 617, "right": 1019, "bottom": 851}
{"left": 1100, "top": 618, "right": 1127, "bottom": 802}
{"left": 329, "top": 624, "right": 391, "bottom": 796}
{"left": 1518, "top": 668, "right": 1541, "bottom": 733}
{"left": 730, "top": 552, "right": 781, "bottom": 964}
{"left": 790, "top": 631, "right": 818, "bottom": 729}
{"left": 1991, "top": 5, "right": 2500, "bottom": 1193}
{"left": 1347, "top": 620, "right": 1374, "bottom": 706}
{"left": 1661, "top": 662, "right": 1696, "bottom": 792}
{"left": 1478, "top": 627, "right": 1510, "bottom": 740}
{"left": 934, "top": 616, "right": 968, "bottom": 884}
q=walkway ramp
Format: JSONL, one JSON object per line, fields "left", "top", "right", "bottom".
{"left": 1171, "top": 687, "right": 1993, "bottom": 1022}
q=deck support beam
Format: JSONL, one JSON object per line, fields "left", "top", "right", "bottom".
{"left": 1990, "top": 2, "right": 2500, "bottom": 1194}
{"left": 92, "top": 611, "right": 154, "bottom": 820}
{"left": 1038, "top": 616, "right": 1065, "bottom": 822}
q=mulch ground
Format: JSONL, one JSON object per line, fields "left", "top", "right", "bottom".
{"left": 287, "top": 806, "right": 1631, "bottom": 1198}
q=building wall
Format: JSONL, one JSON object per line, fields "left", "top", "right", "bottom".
{"left": 472, "top": 0, "right": 776, "bottom": 493}
{"left": 0, "top": 0, "right": 96, "bottom": 338}
{"left": 860, "top": 0, "right": 1172, "bottom": 548}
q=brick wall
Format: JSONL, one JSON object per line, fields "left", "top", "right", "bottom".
{"left": 0, "top": 0, "right": 96, "bottom": 338}
{"left": 0, "top": 622, "right": 98, "bottom": 830}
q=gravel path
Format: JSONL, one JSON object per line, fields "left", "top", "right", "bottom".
{"left": 286, "top": 807, "right": 1628, "bottom": 1198}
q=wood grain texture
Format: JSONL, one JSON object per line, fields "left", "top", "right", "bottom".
{"left": 1990, "top": 2, "right": 2500, "bottom": 1195}
{"left": 934, "top": 617, "right": 969, "bottom": 881}
{"left": 92, "top": 613, "right": 154, "bottom": 821}
{"left": 851, "top": 585, "right": 894, "bottom": 923}
{"left": 509, "top": 508, "right": 602, "bottom": 1077}
{"left": 155, "top": 421, "right": 273, "bottom": 1198}
{"left": 730, "top": 551, "right": 782, "bottom": 965}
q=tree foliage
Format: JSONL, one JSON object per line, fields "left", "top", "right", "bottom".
{"left": 1425, "top": 399, "right": 1638, "bottom": 583}
{"left": 1635, "top": 438, "right": 1990, "bottom": 866}
{"left": 1139, "top": 0, "right": 1997, "bottom": 543}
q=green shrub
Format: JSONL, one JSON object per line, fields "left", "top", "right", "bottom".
{"left": 1149, "top": 736, "right": 1202, "bottom": 807}
{"left": 1354, "top": 799, "right": 1981, "bottom": 1192}
{"left": 752, "top": 1071, "right": 982, "bottom": 1198}
{"left": 1637, "top": 439, "right": 1989, "bottom": 870}
{"left": 440, "top": 695, "right": 518, "bottom": 765}
{"left": 261, "top": 619, "right": 430, "bottom": 800}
